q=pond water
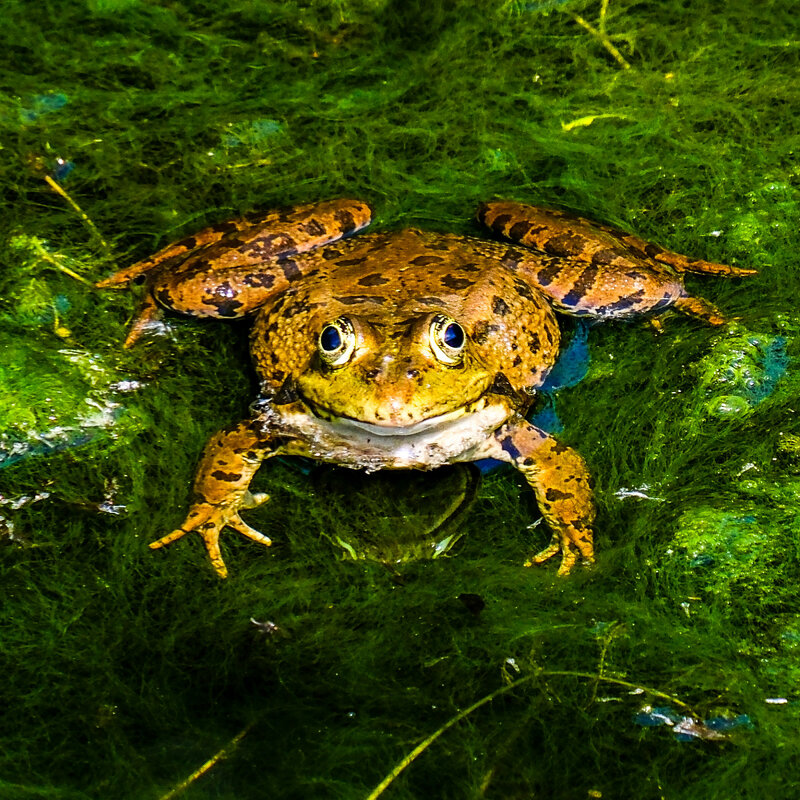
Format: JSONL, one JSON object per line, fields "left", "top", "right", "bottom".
{"left": 2, "top": 1, "right": 800, "bottom": 798}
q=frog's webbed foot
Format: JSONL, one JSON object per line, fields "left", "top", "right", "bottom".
{"left": 486, "top": 416, "right": 596, "bottom": 576}
{"left": 150, "top": 497, "right": 272, "bottom": 579}
{"left": 150, "top": 419, "right": 281, "bottom": 578}
{"left": 525, "top": 529, "right": 594, "bottom": 576}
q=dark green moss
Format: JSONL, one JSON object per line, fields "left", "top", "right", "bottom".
{"left": 2, "top": 0, "right": 800, "bottom": 797}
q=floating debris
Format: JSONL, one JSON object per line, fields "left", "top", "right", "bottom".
{"left": 614, "top": 485, "right": 665, "bottom": 502}
{"left": 634, "top": 705, "right": 751, "bottom": 741}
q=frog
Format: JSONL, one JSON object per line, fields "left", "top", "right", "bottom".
{"left": 97, "top": 198, "right": 755, "bottom": 578}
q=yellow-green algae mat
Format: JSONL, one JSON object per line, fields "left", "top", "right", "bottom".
{"left": 2, "top": 0, "right": 800, "bottom": 799}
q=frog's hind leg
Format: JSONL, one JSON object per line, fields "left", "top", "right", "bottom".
{"left": 477, "top": 200, "right": 756, "bottom": 325}
{"left": 97, "top": 199, "right": 372, "bottom": 346}
{"left": 619, "top": 233, "right": 757, "bottom": 278}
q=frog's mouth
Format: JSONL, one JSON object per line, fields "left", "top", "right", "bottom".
{"left": 302, "top": 396, "right": 487, "bottom": 437}
{"left": 332, "top": 407, "right": 471, "bottom": 437}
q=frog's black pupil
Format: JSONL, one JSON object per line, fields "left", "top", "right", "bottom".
{"left": 320, "top": 325, "right": 342, "bottom": 352}
{"left": 443, "top": 322, "right": 464, "bottom": 349}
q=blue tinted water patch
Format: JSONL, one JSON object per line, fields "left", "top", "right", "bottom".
{"left": 700, "top": 332, "right": 789, "bottom": 419}
{"left": 747, "top": 335, "right": 788, "bottom": 403}
{"left": 223, "top": 118, "right": 284, "bottom": 147}
{"left": 53, "top": 158, "right": 75, "bottom": 181}
{"left": 540, "top": 321, "right": 591, "bottom": 392}
{"left": 20, "top": 93, "right": 68, "bottom": 123}
{"left": 476, "top": 322, "right": 592, "bottom": 473}
{"left": 529, "top": 396, "right": 562, "bottom": 434}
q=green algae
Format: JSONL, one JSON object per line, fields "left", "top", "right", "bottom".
{"left": 2, "top": 0, "right": 800, "bottom": 798}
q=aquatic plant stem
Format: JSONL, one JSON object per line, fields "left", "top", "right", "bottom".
{"left": 44, "top": 175, "right": 115, "bottom": 261}
{"left": 365, "top": 670, "right": 696, "bottom": 799}
{"left": 27, "top": 236, "right": 94, "bottom": 286}
{"left": 156, "top": 720, "right": 256, "bottom": 800}
{"left": 569, "top": 11, "right": 631, "bottom": 70}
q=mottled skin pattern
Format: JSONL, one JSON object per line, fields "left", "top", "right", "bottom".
{"left": 98, "top": 199, "right": 755, "bottom": 578}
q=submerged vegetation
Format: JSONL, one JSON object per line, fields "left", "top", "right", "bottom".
{"left": 1, "top": 0, "right": 800, "bottom": 797}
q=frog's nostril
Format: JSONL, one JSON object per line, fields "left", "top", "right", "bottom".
{"left": 364, "top": 368, "right": 381, "bottom": 380}
{"left": 406, "top": 368, "right": 420, "bottom": 379}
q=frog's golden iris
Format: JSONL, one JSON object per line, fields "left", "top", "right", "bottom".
{"left": 98, "top": 198, "right": 756, "bottom": 578}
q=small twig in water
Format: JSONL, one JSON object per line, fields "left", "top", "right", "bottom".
{"left": 156, "top": 720, "right": 256, "bottom": 800}
{"left": 44, "top": 174, "right": 115, "bottom": 262}
{"left": 569, "top": 2, "right": 632, "bottom": 70}
{"left": 365, "top": 669, "right": 697, "bottom": 799}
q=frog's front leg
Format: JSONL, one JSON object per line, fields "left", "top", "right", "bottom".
{"left": 478, "top": 200, "right": 756, "bottom": 324}
{"left": 481, "top": 416, "right": 595, "bottom": 575}
{"left": 150, "top": 417, "right": 284, "bottom": 578}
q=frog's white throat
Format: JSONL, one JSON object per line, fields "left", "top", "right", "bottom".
{"left": 256, "top": 397, "right": 513, "bottom": 471}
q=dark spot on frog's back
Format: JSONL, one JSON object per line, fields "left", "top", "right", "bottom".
{"left": 545, "top": 487, "right": 574, "bottom": 502}
{"left": 492, "top": 296, "right": 510, "bottom": 316}
{"left": 489, "top": 213, "right": 513, "bottom": 233}
{"left": 214, "top": 220, "right": 241, "bottom": 235}
{"left": 561, "top": 264, "right": 600, "bottom": 307}
{"left": 509, "top": 220, "right": 535, "bottom": 240}
{"left": 334, "top": 257, "right": 367, "bottom": 267}
{"left": 301, "top": 218, "right": 327, "bottom": 236}
{"left": 544, "top": 232, "right": 587, "bottom": 258}
{"left": 333, "top": 209, "right": 357, "bottom": 234}
{"left": 410, "top": 255, "right": 445, "bottom": 267}
{"left": 591, "top": 248, "right": 620, "bottom": 266}
{"left": 211, "top": 470, "right": 242, "bottom": 482}
{"left": 441, "top": 274, "right": 474, "bottom": 290}
{"left": 425, "top": 240, "right": 456, "bottom": 252}
{"left": 279, "top": 258, "right": 302, "bottom": 282}
{"left": 357, "top": 273, "right": 390, "bottom": 287}
{"left": 243, "top": 272, "right": 276, "bottom": 289}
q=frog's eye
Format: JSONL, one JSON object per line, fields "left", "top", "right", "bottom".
{"left": 318, "top": 317, "right": 356, "bottom": 366}
{"left": 430, "top": 315, "right": 466, "bottom": 365}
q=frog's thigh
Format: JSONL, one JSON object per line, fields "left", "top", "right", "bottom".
{"left": 153, "top": 249, "right": 325, "bottom": 320}
{"left": 478, "top": 200, "right": 753, "bottom": 324}
{"left": 494, "top": 421, "right": 595, "bottom": 575}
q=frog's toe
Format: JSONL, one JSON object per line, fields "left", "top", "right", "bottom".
{"left": 196, "top": 525, "right": 229, "bottom": 578}
{"left": 227, "top": 514, "right": 272, "bottom": 548}
{"left": 524, "top": 534, "right": 561, "bottom": 568}
{"left": 149, "top": 526, "right": 192, "bottom": 550}
{"left": 149, "top": 524, "right": 230, "bottom": 577}
{"left": 672, "top": 295, "right": 727, "bottom": 325}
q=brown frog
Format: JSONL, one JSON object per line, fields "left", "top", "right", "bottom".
{"left": 98, "top": 199, "right": 755, "bottom": 578}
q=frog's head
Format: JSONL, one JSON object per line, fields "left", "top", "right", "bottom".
{"left": 294, "top": 311, "right": 500, "bottom": 428}
{"left": 251, "top": 256, "right": 561, "bottom": 434}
